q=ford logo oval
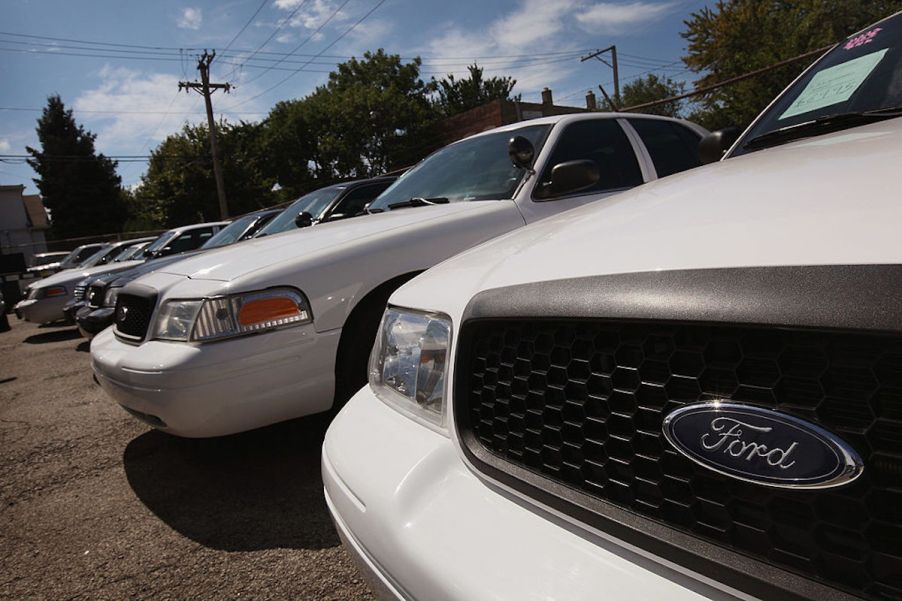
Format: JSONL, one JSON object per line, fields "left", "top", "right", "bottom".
{"left": 662, "top": 402, "right": 863, "bottom": 489}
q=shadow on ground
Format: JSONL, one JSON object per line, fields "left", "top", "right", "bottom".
{"left": 123, "top": 414, "right": 339, "bottom": 552}
{"left": 75, "top": 341, "right": 90, "bottom": 353}
{"left": 23, "top": 328, "right": 81, "bottom": 344}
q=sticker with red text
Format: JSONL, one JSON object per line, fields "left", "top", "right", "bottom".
{"left": 845, "top": 28, "right": 882, "bottom": 50}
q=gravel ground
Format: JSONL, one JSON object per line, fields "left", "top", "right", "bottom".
{"left": 0, "top": 318, "right": 375, "bottom": 600}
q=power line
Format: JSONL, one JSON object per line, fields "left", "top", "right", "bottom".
{"left": 222, "top": 0, "right": 270, "bottom": 54}
{"left": 235, "top": 0, "right": 351, "bottom": 87}
{"left": 225, "top": 0, "right": 387, "bottom": 110}
{"left": 0, "top": 106, "right": 266, "bottom": 115}
{"left": 619, "top": 45, "right": 832, "bottom": 112}
{"left": 0, "top": 30, "right": 593, "bottom": 62}
{"left": 221, "top": 0, "right": 311, "bottom": 81}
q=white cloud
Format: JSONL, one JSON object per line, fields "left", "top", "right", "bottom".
{"left": 274, "top": 0, "right": 350, "bottom": 33}
{"left": 425, "top": 0, "right": 583, "bottom": 96}
{"left": 0, "top": 138, "right": 11, "bottom": 153}
{"left": 576, "top": 2, "right": 677, "bottom": 33}
{"left": 177, "top": 7, "right": 203, "bottom": 30}
{"left": 72, "top": 66, "right": 265, "bottom": 164}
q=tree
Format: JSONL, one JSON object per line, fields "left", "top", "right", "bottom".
{"left": 619, "top": 74, "right": 686, "bottom": 117}
{"left": 430, "top": 64, "right": 519, "bottom": 116}
{"left": 682, "top": 0, "right": 902, "bottom": 130}
{"left": 313, "top": 49, "right": 436, "bottom": 175}
{"left": 26, "top": 95, "right": 126, "bottom": 238}
{"left": 137, "top": 120, "right": 275, "bottom": 227}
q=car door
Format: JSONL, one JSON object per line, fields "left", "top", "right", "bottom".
{"left": 517, "top": 117, "right": 648, "bottom": 223}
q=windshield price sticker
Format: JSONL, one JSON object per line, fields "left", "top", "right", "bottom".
{"left": 779, "top": 48, "right": 888, "bottom": 120}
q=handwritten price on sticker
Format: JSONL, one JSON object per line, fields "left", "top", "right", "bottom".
{"left": 845, "top": 28, "right": 882, "bottom": 50}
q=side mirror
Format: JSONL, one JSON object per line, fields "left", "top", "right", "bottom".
{"left": 294, "top": 211, "right": 314, "bottom": 228}
{"left": 699, "top": 126, "right": 741, "bottom": 164}
{"left": 508, "top": 136, "right": 535, "bottom": 169}
{"left": 157, "top": 246, "right": 174, "bottom": 257}
{"left": 549, "top": 160, "right": 600, "bottom": 195}
{"left": 142, "top": 248, "right": 154, "bottom": 258}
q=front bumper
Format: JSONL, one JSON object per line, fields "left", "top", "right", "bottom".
{"left": 323, "top": 388, "right": 733, "bottom": 601}
{"left": 76, "top": 306, "right": 113, "bottom": 339}
{"left": 14, "top": 297, "right": 68, "bottom": 324}
{"left": 63, "top": 299, "right": 85, "bottom": 324}
{"left": 90, "top": 323, "right": 341, "bottom": 437}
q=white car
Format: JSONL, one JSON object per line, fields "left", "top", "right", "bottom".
{"left": 324, "top": 13, "right": 902, "bottom": 601}
{"left": 91, "top": 112, "right": 708, "bottom": 437}
{"left": 17, "top": 222, "right": 227, "bottom": 325}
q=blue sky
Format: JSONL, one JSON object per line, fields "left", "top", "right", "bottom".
{"left": 1, "top": 0, "right": 711, "bottom": 191}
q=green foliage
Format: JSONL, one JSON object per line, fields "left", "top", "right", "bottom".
{"left": 137, "top": 120, "right": 275, "bottom": 228}
{"left": 429, "top": 64, "right": 519, "bottom": 116}
{"left": 257, "top": 49, "right": 436, "bottom": 197}
{"left": 619, "top": 74, "right": 686, "bottom": 117}
{"left": 682, "top": 0, "right": 902, "bottom": 130}
{"left": 26, "top": 95, "right": 126, "bottom": 238}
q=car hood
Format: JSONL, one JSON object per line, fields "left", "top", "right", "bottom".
{"left": 394, "top": 119, "right": 902, "bottom": 316}
{"left": 30, "top": 260, "right": 145, "bottom": 289}
{"left": 108, "top": 250, "right": 207, "bottom": 287}
{"left": 156, "top": 202, "right": 514, "bottom": 282}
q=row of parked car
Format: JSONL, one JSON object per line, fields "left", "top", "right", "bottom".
{"left": 15, "top": 13, "right": 902, "bottom": 600}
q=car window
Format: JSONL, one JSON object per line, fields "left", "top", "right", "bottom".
{"left": 202, "top": 216, "right": 255, "bottom": 249}
{"left": 628, "top": 119, "right": 702, "bottom": 178}
{"left": 330, "top": 182, "right": 393, "bottom": 218}
{"left": 534, "top": 119, "right": 643, "bottom": 200}
{"left": 368, "top": 124, "right": 550, "bottom": 211}
{"left": 74, "top": 246, "right": 104, "bottom": 264}
{"left": 257, "top": 187, "right": 344, "bottom": 235}
{"left": 167, "top": 228, "right": 214, "bottom": 254}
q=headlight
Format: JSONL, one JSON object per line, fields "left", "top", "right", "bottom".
{"left": 369, "top": 307, "right": 451, "bottom": 427}
{"left": 103, "top": 286, "right": 121, "bottom": 308}
{"left": 151, "top": 287, "right": 311, "bottom": 342}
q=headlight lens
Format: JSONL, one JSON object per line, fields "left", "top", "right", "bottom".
{"left": 153, "top": 300, "right": 203, "bottom": 341}
{"left": 151, "top": 287, "right": 311, "bottom": 342}
{"left": 103, "top": 286, "right": 121, "bottom": 308}
{"left": 369, "top": 307, "right": 451, "bottom": 427}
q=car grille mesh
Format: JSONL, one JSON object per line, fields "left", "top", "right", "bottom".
{"left": 113, "top": 293, "right": 155, "bottom": 341}
{"left": 456, "top": 319, "right": 902, "bottom": 601}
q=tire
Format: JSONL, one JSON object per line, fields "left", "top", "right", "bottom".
{"left": 333, "top": 297, "right": 385, "bottom": 409}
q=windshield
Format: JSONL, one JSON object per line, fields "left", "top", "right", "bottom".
{"left": 256, "top": 187, "right": 343, "bottom": 236}
{"left": 368, "top": 125, "right": 549, "bottom": 211}
{"left": 112, "top": 242, "right": 147, "bottom": 262}
{"left": 733, "top": 12, "right": 902, "bottom": 156}
{"left": 202, "top": 215, "right": 256, "bottom": 248}
{"left": 143, "top": 230, "right": 177, "bottom": 254}
{"left": 79, "top": 245, "right": 115, "bottom": 268}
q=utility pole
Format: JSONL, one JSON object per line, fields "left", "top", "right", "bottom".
{"left": 179, "top": 50, "right": 231, "bottom": 219}
{"left": 581, "top": 46, "right": 620, "bottom": 110}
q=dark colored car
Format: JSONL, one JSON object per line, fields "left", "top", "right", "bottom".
{"left": 255, "top": 176, "right": 396, "bottom": 237}
{"left": 76, "top": 209, "right": 281, "bottom": 339}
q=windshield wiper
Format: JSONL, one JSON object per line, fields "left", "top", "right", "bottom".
{"left": 385, "top": 197, "right": 449, "bottom": 210}
{"left": 743, "top": 108, "right": 902, "bottom": 150}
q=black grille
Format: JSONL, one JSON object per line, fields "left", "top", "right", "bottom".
{"left": 114, "top": 293, "right": 155, "bottom": 340}
{"left": 456, "top": 319, "right": 902, "bottom": 601}
{"left": 87, "top": 283, "right": 106, "bottom": 308}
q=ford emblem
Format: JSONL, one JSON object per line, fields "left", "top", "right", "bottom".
{"left": 662, "top": 402, "right": 863, "bottom": 489}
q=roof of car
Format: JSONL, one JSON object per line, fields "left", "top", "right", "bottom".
{"left": 465, "top": 112, "right": 700, "bottom": 140}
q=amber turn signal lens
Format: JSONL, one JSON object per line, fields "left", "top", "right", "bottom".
{"left": 237, "top": 297, "right": 300, "bottom": 326}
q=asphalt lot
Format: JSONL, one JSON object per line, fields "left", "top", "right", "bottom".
{"left": 0, "top": 319, "right": 375, "bottom": 600}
